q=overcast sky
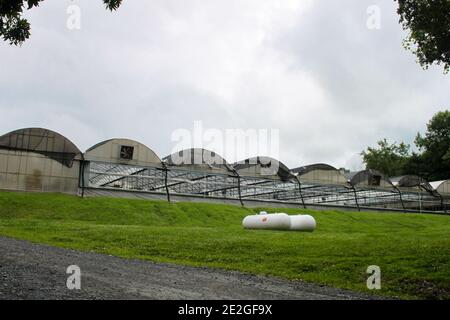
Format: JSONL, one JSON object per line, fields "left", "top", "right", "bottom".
{"left": 0, "top": 0, "right": 448, "bottom": 169}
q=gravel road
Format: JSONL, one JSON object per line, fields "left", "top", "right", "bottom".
{"left": 0, "top": 236, "right": 380, "bottom": 300}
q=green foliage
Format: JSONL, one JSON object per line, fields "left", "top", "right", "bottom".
{"left": 0, "top": 0, "right": 122, "bottom": 45}
{"left": 363, "top": 110, "right": 450, "bottom": 180}
{"left": 414, "top": 111, "right": 450, "bottom": 180}
{"left": 361, "top": 139, "right": 411, "bottom": 176}
{"left": 0, "top": 0, "right": 42, "bottom": 45}
{"left": 396, "top": 0, "right": 450, "bottom": 73}
{"left": 0, "top": 191, "right": 449, "bottom": 299}
{"left": 104, "top": 0, "right": 122, "bottom": 11}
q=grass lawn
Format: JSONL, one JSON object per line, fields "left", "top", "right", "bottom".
{"left": 0, "top": 191, "right": 449, "bottom": 299}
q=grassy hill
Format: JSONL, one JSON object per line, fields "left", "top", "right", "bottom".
{"left": 0, "top": 191, "right": 449, "bottom": 299}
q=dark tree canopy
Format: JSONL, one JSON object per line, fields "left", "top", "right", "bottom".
{"left": 361, "top": 139, "right": 411, "bottom": 177}
{"left": 0, "top": 0, "right": 122, "bottom": 45}
{"left": 414, "top": 110, "right": 450, "bottom": 180}
{"left": 396, "top": 0, "right": 450, "bottom": 73}
{"left": 362, "top": 111, "right": 450, "bottom": 180}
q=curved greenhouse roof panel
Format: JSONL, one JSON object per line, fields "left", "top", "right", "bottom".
{"left": 390, "top": 175, "right": 433, "bottom": 191}
{"left": 0, "top": 127, "right": 81, "bottom": 167}
{"left": 291, "top": 163, "right": 348, "bottom": 185}
{"left": 291, "top": 163, "right": 336, "bottom": 175}
{"left": 163, "top": 148, "right": 233, "bottom": 173}
{"left": 84, "top": 138, "right": 162, "bottom": 167}
{"left": 233, "top": 156, "right": 294, "bottom": 181}
{"left": 430, "top": 180, "right": 450, "bottom": 195}
{"left": 346, "top": 169, "right": 393, "bottom": 188}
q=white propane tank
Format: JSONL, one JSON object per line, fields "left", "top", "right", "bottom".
{"left": 242, "top": 213, "right": 291, "bottom": 230}
{"left": 289, "top": 215, "right": 316, "bottom": 232}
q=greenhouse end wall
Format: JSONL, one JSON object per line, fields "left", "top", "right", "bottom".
{"left": 0, "top": 149, "right": 80, "bottom": 194}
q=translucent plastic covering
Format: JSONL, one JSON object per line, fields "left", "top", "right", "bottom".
{"left": 430, "top": 180, "right": 450, "bottom": 195}
{"left": 163, "top": 148, "right": 234, "bottom": 173}
{"left": 390, "top": 175, "right": 434, "bottom": 191}
{"left": 291, "top": 163, "right": 337, "bottom": 175}
{"left": 0, "top": 128, "right": 81, "bottom": 168}
{"left": 85, "top": 138, "right": 162, "bottom": 167}
{"left": 346, "top": 169, "right": 393, "bottom": 188}
{"left": 233, "top": 156, "right": 294, "bottom": 181}
{"left": 291, "top": 163, "right": 348, "bottom": 185}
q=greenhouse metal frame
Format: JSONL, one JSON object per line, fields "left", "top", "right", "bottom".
{"left": 0, "top": 128, "right": 448, "bottom": 214}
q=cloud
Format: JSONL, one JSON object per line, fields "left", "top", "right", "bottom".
{"left": 0, "top": 0, "right": 448, "bottom": 170}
